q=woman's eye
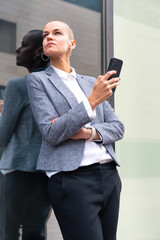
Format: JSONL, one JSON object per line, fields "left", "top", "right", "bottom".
{"left": 43, "top": 34, "right": 48, "bottom": 39}
{"left": 21, "top": 42, "right": 27, "bottom": 47}
{"left": 55, "top": 31, "right": 62, "bottom": 35}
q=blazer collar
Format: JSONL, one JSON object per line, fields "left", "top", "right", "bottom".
{"left": 45, "top": 66, "right": 92, "bottom": 108}
{"left": 45, "top": 66, "right": 79, "bottom": 109}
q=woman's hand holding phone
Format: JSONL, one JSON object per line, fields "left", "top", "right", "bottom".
{"left": 88, "top": 70, "right": 120, "bottom": 110}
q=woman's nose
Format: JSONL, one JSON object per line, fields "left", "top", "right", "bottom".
{"left": 15, "top": 47, "right": 20, "bottom": 53}
{"left": 47, "top": 33, "right": 54, "bottom": 41}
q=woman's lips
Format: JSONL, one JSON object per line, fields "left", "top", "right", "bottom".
{"left": 46, "top": 42, "right": 55, "bottom": 47}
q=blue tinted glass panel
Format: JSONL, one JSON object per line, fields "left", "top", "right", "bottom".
{"left": 62, "top": 0, "right": 102, "bottom": 12}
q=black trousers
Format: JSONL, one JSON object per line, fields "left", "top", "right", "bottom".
{"left": 0, "top": 171, "right": 51, "bottom": 240}
{"left": 48, "top": 162, "right": 122, "bottom": 240}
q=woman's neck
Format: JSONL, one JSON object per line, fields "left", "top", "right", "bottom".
{"left": 50, "top": 57, "right": 71, "bottom": 73}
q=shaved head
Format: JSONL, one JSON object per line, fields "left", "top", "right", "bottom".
{"left": 44, "top": 20, "right": 74, "bottom": 40}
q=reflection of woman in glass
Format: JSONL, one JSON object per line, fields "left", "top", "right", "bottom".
{"left": 0, "top": 30, "right": 51, "bottom": 240}
{"left": 27, "top": 21, "right": 124, "bottom": 240}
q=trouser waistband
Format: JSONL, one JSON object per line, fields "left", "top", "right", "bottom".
{"left": 74, "top": 161, "right": 116, "bottom": 172}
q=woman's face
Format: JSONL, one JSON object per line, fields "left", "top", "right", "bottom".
{"left": 42, "top": 21, "right": 75, "bottom": 59}
{"left": 15, "top": 32, "right": 35, "bottom": 67}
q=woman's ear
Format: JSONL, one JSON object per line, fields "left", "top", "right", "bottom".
{"left": 70, "top": 40, "right": 76, "bottom": 50}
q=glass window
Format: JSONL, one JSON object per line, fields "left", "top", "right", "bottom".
{"left": 0, "top": 1, "right": 103, "bottom": 239}
{"left": 0, "top": 19, "right": 16, "bottom": 54}
{"left": 62, "top": 0, "right": 102, "bottom": 12}
{"left": 0, "top": 1, "right": 102, "bottom": 86}
{"left": 114, "top": 0, "right": 160, "bottom": 239}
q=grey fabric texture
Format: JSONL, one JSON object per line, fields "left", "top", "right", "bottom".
{"left": 0, "top": 76, "right": 42, "bottom": 171}
{"left": 27, "top": 66, "right": 124, "bottom": 171}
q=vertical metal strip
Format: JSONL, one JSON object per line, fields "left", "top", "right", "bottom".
{"left": 101, "top": 0, "right": 114, "bottom": 108}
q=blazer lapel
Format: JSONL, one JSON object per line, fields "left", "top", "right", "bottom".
{"left": 76, "top": 74, "right": 92, "bottom": 97}
{"left": 45, "top": 66, "right": 79, "bottom": 109}
{"left": 76, "top": 74, "right": 97, "bottom": 124}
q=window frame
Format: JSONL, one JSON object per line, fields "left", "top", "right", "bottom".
{"left": 101, "top": 0, "right": 114, "bottom": 107}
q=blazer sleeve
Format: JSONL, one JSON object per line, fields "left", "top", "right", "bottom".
{"left": 0, "top": 79, "right": 26, "bottom": 147}
{"left": 26, "top": 73, "right": 91, "bottom": 146}
{"left": 92, "top": 100, "right": 125, "bottom": 144}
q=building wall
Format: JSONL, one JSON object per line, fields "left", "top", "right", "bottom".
{"left": 0, "top": 0, "right": 101, "bottom": 86}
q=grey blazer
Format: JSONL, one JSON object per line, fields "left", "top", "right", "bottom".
{"left": 0, "top": 76, "right": 42, "bottom": 171}
{"left": 27, "top": 66, "right": 124, "bottom": 171}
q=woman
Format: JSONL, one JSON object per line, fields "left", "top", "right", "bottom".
{"left": 0, "top": 30, "right": 51, "bottom": 240}
{"left": 27, "top": 21, "right": 124, "bottom": 240}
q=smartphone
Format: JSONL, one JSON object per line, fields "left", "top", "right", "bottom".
{"left": 107, "top": 57, "right": 123, "bottom": 92}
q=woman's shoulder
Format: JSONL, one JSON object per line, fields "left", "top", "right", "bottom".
{"left": 7, "top": 75, "right": 27, "bottom": 85}
{"left": 27, "top": 69, "right": 47, "bottom": 83}
{"left": 6, "top": 76, "right": 27, "bottom": 93}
